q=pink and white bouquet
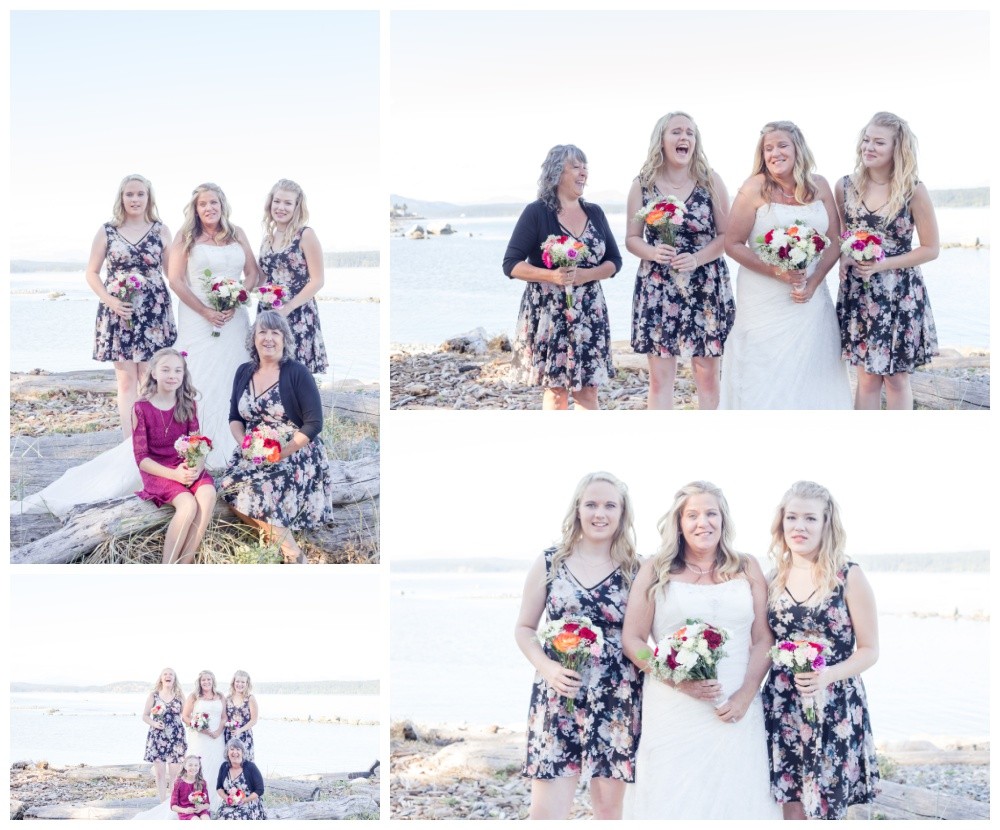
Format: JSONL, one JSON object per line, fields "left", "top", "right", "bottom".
{"left": 755, "top": 222, "right": 830, "bottom": 272}
{"left": 541, "top": 234, "right": 591, "bottom": 309}
{"left": 225, "top": 718, "right": 242, "bottom": 731}
{"left": 149, "top": 703, "right": 166, "bottom": 723}
{"left": 189, "top": 711, "right": 211, "bottom": 732}
{"left": 106, "top": 272, "right": 146, "bottom": 329}
{"left": 203, "top": 269, "right": 250, "bottom": 336}
{"left": 641, "top": 619, "right": 730, "bottom": 685}
{"left": 840, "top": 227, "right": 886, "bottom": 276}
{"left": 241, "top": 424, "right": 283, "bottom": 465}
{"left": 189, "top": 790, "right": 208, "bottom": 807}
{"left": 537, "top": 615, "right": 604, "bottom": 713}
{"left": 634, "top": 195, "right": 686, "bottom": 247}
{"left": 257, "top": 283, "right": 287, "bottom": 310}
{"left": 770, "top": 638, "right": 828, "bottom": 722}
{"left": 174, "top": 433, "right": 213, "bottom": 469}
{"left": 225, "top": 788, "right": 245, "bottom": 806}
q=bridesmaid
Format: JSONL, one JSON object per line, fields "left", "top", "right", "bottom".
{"left": 142, "top": 668, "right": 187, "bottom": 802}
{"left": 224, "top": 670, "right": 259, "bottom": 761}
{"left": 86, "top": 174, "right": 177, "bottom": 438}
{"left": 836, "top": 112, "right": 940, "bottom": 409}
{"left": 626, "top": 112, "right": 734, "bottom": 409}
{"left": 259, "top": 179, "right": 330, "bottom": 374}
{"left": 762, "top": 481, "right": 879, "bottom": 819}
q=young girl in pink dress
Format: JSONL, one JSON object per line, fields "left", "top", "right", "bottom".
{"left": 171, "top": 755, "right": 212, "bottom": 820}
{"left": 132, "top": 348, "right": 216, "bottom": 564}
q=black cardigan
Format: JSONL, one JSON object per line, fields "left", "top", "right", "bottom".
{"left": 216, "top": 760, "right": 264, "bottom": 796}
{"left": 229, "top": 359, "right": 324, "bottom": 440}
{"left": 501, "top": 199, "right": 622, "bottom": 278}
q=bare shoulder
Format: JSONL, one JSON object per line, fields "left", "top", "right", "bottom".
{"left": 736, "top": 173, "right": 765, "bottom": 202}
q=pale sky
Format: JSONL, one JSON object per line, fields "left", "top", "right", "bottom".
{"left": 390, "top": 10, "right": 990, "bottom": 204}
{"left": 10, "top": 11, "right": 380, "bottom": 260}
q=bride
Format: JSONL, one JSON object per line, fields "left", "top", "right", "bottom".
{"left": 621, "top": 481, "right": 781, "bottom": 819}
{"left": 719, "top": 121, "right": 851, "bottom": 409}
{"left": 182, "top": 670, "right": 227, "bottom": 812}
{"left": 12, "top": 184, "right": 259, "bottom": 519}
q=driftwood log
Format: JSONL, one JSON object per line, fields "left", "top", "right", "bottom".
{"left": 846, "top": 780, "right": 990, "bottom": 820}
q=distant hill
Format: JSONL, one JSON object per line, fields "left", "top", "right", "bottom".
{"left": 11, "top": 679, "right": 379, "bottom": 694}
{"left": 10, "top": 252, "right": 378, "bottom": 274}
{"left": 929, "top": 188, "right": 989, "bottom": 208}
{"left": 393, "top": 557, "right": 532, "bottom": 574}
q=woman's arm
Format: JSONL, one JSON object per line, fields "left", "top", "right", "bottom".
{"left": 85, "top": 226, "right": 131, "bottom": 319}
{"left": 288, "top": 364, "right": 324, "bottom": 442}
{"left": 245, "top": 762, "right": 264, "bottom": 799}
{"left": 673, "top": 172, "right": 731, "bottom": 273}
{"left": 166, "top": 239, "right": 217, "bottom": 321}
{"left": 854, "top": 183, "right": 940, "bottom": 281}
{"left": 228, "top": 367, "right": 249, "bottom": 441}
{"left": 625, "top": 178, "right": 669, "bottom": 264}
{"left": 279, "top": 228, "right": 325, "bottom": 314}
{"left": 724, "top": 176, "right": 804, "bottom": 285}
{"left": 181, "top": 693, "right": 196, "bottom": 725}
{"left": 159, "top": 225, "right": 174, "bottom": 275}
{"left": 621, "top": 559, "right": 656, "bottom": 671}
{"left": 244, "top": 695, "right": 259, "bottom": 732}
{"left": 216, "top": 763, "right": 228, "bottom": 795}
{"left": 790, "top": 176, "right": 841, "bottom": 302}
{"left": 141, "top": 692, "right": 159, "bottom": 728}
{"left": 826, "top": 565, "right": 879, "bottom": 683}
{"left": 235, "top": 227, "right": 261, "bottom": 292}
{"left": 503, "top": 203, "right": 564, "bottom": 286}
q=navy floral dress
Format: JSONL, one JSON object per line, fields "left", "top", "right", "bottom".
{"left": 217, "top": 767, "right": 267, "bottom": 820}
{"left": 219, "top": 384, "right": 334, "bottom": 531}
{"left": 523, "top": 548, "right": 642, "bottom": 783}
{"left": 259, "top": 227, "right": 329, "bottom": 374}
{"left": 143, "top": 693, "right": 187, "bottom": 764}
{"left": 837, "top": 177, "right": 939, "bottom": 374}
{"left": 93, "top": 222, "right": 177, "bottom": 362}
{"left": 225, "top": 698, "right": 256, "bottom": 761}
{"left": 631, "top": 183, "right": 735, "bottom": 357}
{"left": 511, "top": 222, "right": 614, "bottom": 390}
{"left": 763, "top": 564, "right": 879, "bottom": 819}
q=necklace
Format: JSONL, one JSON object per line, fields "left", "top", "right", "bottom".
{"left": 685, "top": 559, "right": 716, "bottom": 581}
{"left": 152, "top": 402, "right": 174, "bottom": 436}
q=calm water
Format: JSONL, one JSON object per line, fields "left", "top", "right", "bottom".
{"left": 9, "top": 267, "right": 379, "bottom": 382}
{"left": 390, "top": 208, "right": 990, "bottom": 349}
{"left": 391, "top": 569, "right": 990, "bottom": 744}
{"left": 9, "top": 692, "right": 379, "bottom": 777}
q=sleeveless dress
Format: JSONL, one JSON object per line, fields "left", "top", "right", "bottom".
{"left": 219, "top": 381, "right": 335, "bottom": 531}
{"left": 523, "top": 548, "right": 642, "bottom": 783}
{"left": 132, "top": 400, "right": 214, "bottom": 506}
{"left": 259, "top": 227, "right": 329, "bottom": 374}
{"left": 623, "top": 578, "right": 781, "bottom": 819}
{"left": 631, "top": 183, "right": 735, "bottom": 356}
{"left": 217, "top": 767, "right": 267, "bottom": 820}
{"left": 225, "top": 697, "right": 256, "bottom": 761}
{"left": 511, "top": 222, "right": 614, "bottom": 390}
{"left": 187, "top": 696, "right": 226, "bottom": 811}
{"left": 93, "top": 221, "right": 177, "bottom": 362}
{"left": 143, "top": 693, "right": 187, "bottom": 763}
{"left": 719, "top": 200, "right": 851, "bottom": 409}
{"left": 837, "top": 176, "right": 939, "bottom": 374}
{"left": 762, "top": 564, "right": 879, "bottom": 819}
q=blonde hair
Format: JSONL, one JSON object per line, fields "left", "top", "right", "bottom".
{"left": 637, "top": 112, "right": 715, "bottom": 200}
{"left": 179, "top": 755, "right": 207, "bottom": 792}
{"left": 193, "top": 670, "right": 219, "bottom": 698}
{"left": 752, "top": 121, "right": 818, "bottom": 204}
{"left": 850, "top": 111, "right": 920, "bottom": 220}
{"left": 179, "top": 183, "right": 238, "bottom": 253}
{"left": 138, "top": 348, "right": 199, "bottom": 423}
{"left": 549, "top": 471, "right": 640, "bottom": 589}
{"left": 228, "top": 670, "right": 254, "bottom": 697}
{"left": 647, "top": 481, "right": 745, "bottom": 600}
{"left": 111, "top": 174, "right": 160, "bottom": 226}
{"left": 767, "top": 481, "right": 848, "bottom": 606}
{"left": 262, "top": 179, "right": 310, "bottom": 250}
{"left": 151, "top": 666, "right": 183, "bottom": 698}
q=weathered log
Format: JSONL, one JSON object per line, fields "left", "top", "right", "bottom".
{"left": 26, "top": 797, "right": 158, "bottom": 820}
{"left": 63, "top": 764, "right": 149, "bottom": 781}
{"left": 847, "top": 779, "right": 990, "bottom": 820}
{"left": 909, "top": 370, "right": 989, "bottom": 410}
{"left": 268, "top": 794, "right": 379, "bottom": 820}
{"left": 10, "top": 800, "right": 25, "bottom": 820}
{"left": 262, "top": 778, "right": 321, "bottom": 800}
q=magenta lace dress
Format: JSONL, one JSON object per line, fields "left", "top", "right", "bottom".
{"left": 132, "top": 400, "right": 214, "bottom": 506}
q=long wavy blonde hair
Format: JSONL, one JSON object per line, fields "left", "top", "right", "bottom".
{"left": 751, "top": 120, "right": 818, "bottom": 204}
{"left": 767, "top": 481, "right": 848, "bottom": 606}
{"left": 228, "top": 670, "right": 254, "bottom": 698}
{"left": 192, "top": 669, "right": 219, "bottom": 699}
{"left": 850, "top": 111, "right": 920, "bottom": 221}
{"left": 646, "top": 481, "right": 745, "bottom": 600}
{"left": 179, "top": 183, "right": 238, "bottom": 253}
{"left": 151, "top": 667, "right": 183, "bottom": 698}
{"left": 548, "top": 471, "right": 640, "bottom": 589}
{"left": 262, "top": 178, "right": 310, "bottom": 250}
{"left": 111, "top": 174, "right": 161, "bottom": 226}
{"left": 637, "top": 111, "right": 715, "bottom": 200}
{"left": 138, "top": 348, "right": 199, "bottom": 423}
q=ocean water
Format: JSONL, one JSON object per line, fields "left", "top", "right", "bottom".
{"left": 390, "top": 208, "right": 990, "bottom": 349}
{"left": 9, "top": 267, "right": 379, "bottom": 383}
{"left": 390, "top": 569, "right": 990, "bottom": 744}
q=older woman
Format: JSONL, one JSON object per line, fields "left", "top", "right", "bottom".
{"left": 502, "top": 145, "right": 622, "bottom": 410}
{"left": 219, "top": 310, "right": 335, "bottom": 563}
{"left": 622, "top": 482, "right": 780, "bottom": 819}
{"left": 86, "top": 174, "right": 176, "bottom": 438}
{"left": 719, "top": 121, "right": 850, "bottom": 409}
{"left": 216, "top": 738, "right": 267, "bottom": 820}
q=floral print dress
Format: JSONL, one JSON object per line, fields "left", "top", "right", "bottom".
{"left": 225, "top": 698, "right": 255, "bottom": 761}
{"left": 762, "top": 564, "right": 879, "bottom": 819}
{"left": 837, "top": 177, "right": 939, "bottom": 374}
{"left": 523, "top": 548, "right": 642, "bottom": 783}
{"left": 219, "top": 383, "right": 335, "bottom": 531}
{"left": 259, "top": 227, "right": 329, "bottom": 374}
{"left": 217, "top": 768, "right": 267, "bottom": 820}
{"left": 93, "top": 221, "right": 177, "bottom": 362}
{"left": 511, "top": 223, "right": 613, "bottom": 390}
{"left": 143, "top": 693, "right": 187, "bottom": 763}
{"left": 631, "top": 183, "right": 735, "bottom": 357}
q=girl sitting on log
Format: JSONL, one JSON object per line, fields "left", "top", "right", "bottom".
{"left": 171, "top": 755, "right": 212, "bottom": 820}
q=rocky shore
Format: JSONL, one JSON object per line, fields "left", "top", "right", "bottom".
{"left": 390, "top": 722, "right": 989, "bottom": 820}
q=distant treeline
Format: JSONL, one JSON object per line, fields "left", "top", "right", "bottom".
{"left": 11, "top": 679, "right": 379, "bottom": 695}
{"left": 928, "top": 188, "right": 989, "bottom": 208}
{"left": 11, "top": 252, "right": 378, "bottom": 274}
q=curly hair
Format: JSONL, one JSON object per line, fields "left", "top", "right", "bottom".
{"left": 178, "top": 183, "right": 239, "bottom": 253}
{"left": 536, "top": 145, "right": 587, "bottom": 212}
{"left": 751, "top": 121, "right": 818, "bottom": 205}
{"left": 849, "top": 111, "right": 920, "bottom": 220}
{"left": 262, "top": 179, "right": 310, "bottom": 250}
{"left": 245, "top": 310, "right": 296, "bottom": 369}
{"left": 151, "top": 667, "right": 183, "bottom": 698}
{"left": 637, "top": 112, "right": 716, "bottom": 200}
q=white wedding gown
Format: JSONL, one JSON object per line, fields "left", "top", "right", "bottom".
{"left": 12, "top": 244, "right": 250, "bottom": 519}
{"left": 186, "top": 696, "right": 227, "bottom": 811}
{"left": 623, "top": 579, "right": 782, "bottom": 819}
{"left": 719, "top": 201, "right": 851, "bottom": 409}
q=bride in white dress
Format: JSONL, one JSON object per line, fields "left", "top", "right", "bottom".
{"left": 720, "top": 120, "right": 851, "bottom": 409}
{"left": 182, "top": 670, "right": 227, "bottom": 812}
{"left": 622, "top": 481, "right": 781, "bottom": 819}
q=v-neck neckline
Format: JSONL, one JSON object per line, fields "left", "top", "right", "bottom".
{"left": 114, "top": 223, "right": 155, "bottom": 248}
{"left": 564, "top": 561, "right": 618, "bottom": 592}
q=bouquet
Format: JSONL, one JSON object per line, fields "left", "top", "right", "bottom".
{"left": 241, "top": 424, "right": 282, "bottom": 465}
{"left": 840, "top": 228, "right": 886, "bottom": 281}
{"left": 641, "top": 619, "right": 730, "bottom": 687}
{"left": 540, "top": 234, "right": 590, "bottom": 309}
{"left": 769, "top": 638, "right": 828, "bottom": 722}
{"left": 225, "top": 788, "right": 245, "bottom": 806}
{"left": 537, "top": 615, "right": 604, "bottom": 713}
{"left": 203, "top": 269, "right": 250, "bottom": 336}
{"left": 754, "top": 222, "right": 830, "bottom": 274}
{"left": 634, "top": 195, "right": 686, "bottom": 247}
{"left": 106, "top": 272, "right": 146, "bottom": 329}
{"left": 225, "top": 718, "right": 242, "bottom": 731}
{"left": 189, "top": 790, "right": 208, "bottom": 807}
{"left": 149, "top": 703, "right": 165, "bottom": 723}
{"left": 257, "top": 283, "right": 287, "bottom": 310}
{"left": 174, "top": 433, "right": 213, "bottom": 469}
{"left": 189, "top": 711, "right": 211, "bottom": 732}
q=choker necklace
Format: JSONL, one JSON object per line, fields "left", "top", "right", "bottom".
{"left": 685, "top": 560, "right": 715, "bottom": 576}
